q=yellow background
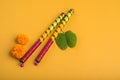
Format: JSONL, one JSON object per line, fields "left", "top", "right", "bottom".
{"left": 0, "top": 0, "right": 120, "bottom": 80}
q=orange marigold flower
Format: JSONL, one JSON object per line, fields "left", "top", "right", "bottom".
{"left": 11, "top": 44, "right": 25, "bottom": 59}
{"left": 17, "top": 34, "right": 29, "bottom": 45}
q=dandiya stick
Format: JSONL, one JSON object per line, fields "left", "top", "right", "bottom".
{"left": 20, "top": 13, "right": 65, "bottom": 67}
{"left": 34, "top": 9, "right": 74, "bottom": 65}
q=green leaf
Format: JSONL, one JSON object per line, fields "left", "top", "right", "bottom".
{"left": 65, "top": 30, "right": 77, "bottom": 48}
{"left": 55, "top": 33, "right": 68, "bottom": 50}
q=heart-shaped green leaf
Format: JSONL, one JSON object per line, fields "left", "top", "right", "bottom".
{"left": 65, "top": 30, "right": 77, "bottom": 48}
{"left": 55, "top": 33, "right": 68, "bottom": 50}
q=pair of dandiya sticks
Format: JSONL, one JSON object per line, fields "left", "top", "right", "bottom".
{"left": 20, "top": 9, "right": 74, "bottom": 67}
